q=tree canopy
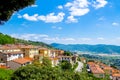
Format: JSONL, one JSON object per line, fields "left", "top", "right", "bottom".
{"left": 0, "top": 33, "right": 15, "bottom": 44}
{"left": 60, "top": 60, "right": 72, "bottom": 71}
{"left": 64, "top": 51, "right": 72, "bottom": 56}
{"left": 42, "top": 57, "right": 52, "bottom": 67}
{"left": 11, "top": 65, "right": 81, "bottom": 80}
{"left": 0, "top": 0, "right": 35, "bottom": 24}
{"left": 11, "top": 64, "right": 109, "bottom": 80}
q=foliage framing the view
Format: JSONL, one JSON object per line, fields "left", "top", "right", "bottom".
{"left": 0, "top": 0, "right": 35, "bottom": 24}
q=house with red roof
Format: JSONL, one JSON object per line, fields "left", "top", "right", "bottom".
{"left": 87, "top": 62, "right": 105, "bottom": 78}
{"left": 0, "top": 51, "right": 23, "bottom": 63}
{"left": 112, "top": 73, "right": 120, "bottom": 80}
{"left": 7, "top": 57, "right": 33, "bottom": 70}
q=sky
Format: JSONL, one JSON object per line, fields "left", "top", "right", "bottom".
{"left": 0, "top": 0, "right": 120, "bottom": 45}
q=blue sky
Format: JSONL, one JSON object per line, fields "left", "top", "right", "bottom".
{"left": 0, "top": 0, "right": 120, "bottom": 45}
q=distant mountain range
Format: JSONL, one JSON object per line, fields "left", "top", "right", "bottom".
{"left": 51, "top": 43, "right": 120, "bottom": 54}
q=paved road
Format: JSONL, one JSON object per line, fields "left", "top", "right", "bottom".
{"left": 75, "top": 61, "right": 83, "bottom": 72}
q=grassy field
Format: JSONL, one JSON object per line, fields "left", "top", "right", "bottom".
{"left": 0, "top": 69, "right": 13, "bottom": 80}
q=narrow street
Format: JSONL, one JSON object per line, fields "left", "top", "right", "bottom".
{"left": 75, "top": 61, "right": 83, "bottom": 72}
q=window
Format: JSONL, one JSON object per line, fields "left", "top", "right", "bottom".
{"left": 1, "top": 58, "right": 3, "bottom": 61}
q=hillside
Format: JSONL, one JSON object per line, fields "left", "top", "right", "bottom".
{"left": 0, "top": 33, "right": 53, "bottom": 48}
{"left": 51, "top": 43, "right": 120, "bottom": 54}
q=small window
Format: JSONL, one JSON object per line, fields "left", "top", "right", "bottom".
{"left": 1, "top": 58, "right": 3, "bottom": 61}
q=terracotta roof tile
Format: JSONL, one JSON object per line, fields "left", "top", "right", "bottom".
{"left": 112, "top": 74, "right": 120, "bottom": 77}
{"left": 112, "top": 69, "right": 120, "bottom": 74}
{"left": 1, "top": 51, "right": 23, "bottom": 54}
{"left": 88, "top": 62, "right": 105, "bottom": 74}
{"left": 0, "top": 65, "right": 7, "bottom": 69}
{"left": 103, "top": 66, "right": 113, "bottom": 70}
{"left": 39, "top": 48, "right": 48, "bottom": 50}
{"left": 13, "top": 58, "right": 32, "bottom": 64}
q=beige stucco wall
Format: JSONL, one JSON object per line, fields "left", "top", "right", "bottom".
{"left": 29, "top": 49, "right": 39, "bottom": 58}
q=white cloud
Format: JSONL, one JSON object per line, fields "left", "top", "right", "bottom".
{"left": 65, "top": 0, "right": 90, "bottom": 23}
{"left": 58, "top": 27, "right": 62, "bottom": 30}
{"left": 10, "top": 33, "right": 76, "bottom": 44}
{"left": 43, "top": 37, "right": 60, "bottom": 41}
{"left": 21, "top": 23, "right": 28, "bottom": 27}
{"left": 43, "top": 37, "right": 75, "bottom": 43}
{"left": 51, "top": 26, "right": 62, "bottom": 30}
{"left": 65, "top": 0, "right": 89, "bottom": 8}
{"left": 67, "top": 16, "right": 78, "bottom": 23}
{"left": 92, "top": 0, "right": 108, "bottom": 9}
{"left": 97, "top": 37, "right": 105, "bottom": 40}
{"left": 19, "top": 12, "right": 65, "bottom": 23}
{"left": 112, "top": 22, "right": 119, "bottom": 26}
{"left": 80, "top": 38, "right": 92, "bottom": 41}
{"left": 70, "top": 8, "right": 89, "bottom": 16}
{"left": 58, "top": 5, "right": 63, "bottom": 9}
{"left": 98, "top": 16, "right": 105, "bottom": 21}
{"left": 31, "top": 5, "right": 38, "bottom": 7}
{"left": 17, "top": 14, "right": 22, "bottom": 18}
{"left": 65, "top": 0, "right": 90, "bottom": 16}
{"left": 62, "top": 0, "right": 108, "bottom": 23}
{"left": 38, "top": 12, "right": 65, "bottom": 23}
{"left": 17, "top": 0, "right": 108, "bottom": 23}
{"left": 23, "top": 14, "right": 38, "bottom": 21}
{"left": 62, "top": 38, "right": 75, "bottom": 41}
{"left": 52, "top": 26, "right": 56, "bottom": 29}
{"left": 116, "top": 37, "right": 120, "bottom": 40}
{"left": 11, "top": 34, "right": 48, "bottom": 41}
{"left": 18, "top": 15, "right": 22, "bottom": 18}
{"left": 9, "top": 34, "right": 120, "bottom": 45}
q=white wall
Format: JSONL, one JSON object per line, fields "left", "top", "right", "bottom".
{"left": 7, "top": 53, "right": 23, "bottom": 61}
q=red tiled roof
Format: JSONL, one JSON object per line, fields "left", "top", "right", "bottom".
{"left": 20, "top": 45, "right": 38, "bottom": 49}
{"left": 0, "top": 44, "right": 38, "bottom": 50}
{"left": 88, "top": 62, "right": 105, "bottom": 74}
{"left": 87, "top": 62, "right": 95, "bottom": 65}
{"left": 13, "top": 58, "right": 32, "bottom": 64}
{"left": 39, "top": 48, "right": 48, "bottom": 50}
{"left": 112, "top": 69, "right": 120, "bottom": 74}
{"left": 112, "top": 74, "right": 120, "bottom": 77}
{"left": 24, "top": 57, "right": 33, "bottom": 61}
{"left": 1, "top": 51, "right": 23, "bottom": 54}
{"left": 103, "top": 66, "right": 113, "bottom": 70}
{"left": 0, "top": 65, "right": 7, "bottom": 69}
